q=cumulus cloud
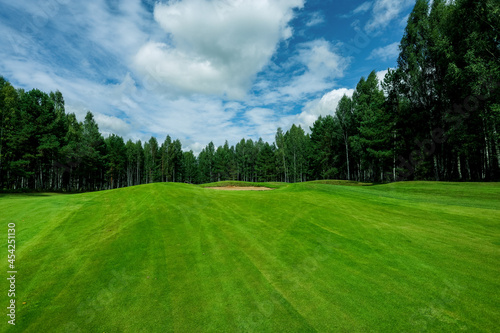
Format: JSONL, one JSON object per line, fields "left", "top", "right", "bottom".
{"left": 368, "top": 41, "right": 400, "bottom": 61}
{"left": 94, "top": 113, "right": 132, "bottom": 138}
{"left": 0, "top": 0, "right": 372, "bottom": 154}
{"left": 133, "top": 0, "right": 304, "bottom": 99}
{"left": 293, "top": 88, "right": 355, "bottom": 130}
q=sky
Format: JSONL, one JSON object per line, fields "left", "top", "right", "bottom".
{"left": 0, "top": 0, "right": 415, "bottom": 154}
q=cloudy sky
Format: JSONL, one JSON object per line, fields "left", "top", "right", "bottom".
{"left": 0, "top": 0, "right": 414, "bottom": 153}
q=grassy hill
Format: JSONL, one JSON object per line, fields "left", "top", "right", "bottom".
{"left": 0, "top": 181, "right": 499, "bottom": 332}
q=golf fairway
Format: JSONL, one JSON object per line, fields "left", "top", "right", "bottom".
{"left": 0, "top": 181, "right": 499, "bottom": 332}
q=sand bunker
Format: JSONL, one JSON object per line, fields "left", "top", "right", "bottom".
{"left": 205, "top": 186, "right": 273, "bottom": 191}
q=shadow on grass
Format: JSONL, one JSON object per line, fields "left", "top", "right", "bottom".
{"left": 0, "top": 192, "right": 51, "bottom": 198}
{"left": 0, "top": 190, "right": 83, "bottom": 197}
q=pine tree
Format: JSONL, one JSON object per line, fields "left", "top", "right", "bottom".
{"left": 309, "top": 115, "right": 340, "bottom": 180}
{"left": 335, "top": 95, "right": 354, "bottom": 180}
{"left": 0, "top": 78, "right": 18, "bottom": 188}
{"left": 105, "top": 134, "right": 126, "bottom": 189}
{"left": 275, "top": 128, "right": 288, "bottom": 182}
{"left": 256, "top": 142, "right": 276, "bottom": 181}
{"left": 81, "top": 111, "right": 106, "bottom": 190}
{"left": 182, "top": 151, "right": 198, "bottom": 183}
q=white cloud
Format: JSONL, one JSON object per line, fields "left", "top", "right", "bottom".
{"left": 365, "top": 0, "right": 414, "bottom": 34}
{"left": 375, "top": 69, "right": 391, "bottom": 90}
{"left": 368, "top": 42, "right": 400, "bottom": 61}
{"left": 94, "top": 113, "right": 132, "bottom": 138}
{"left": 278, "top": 40, "right": 350, "bottom": 101}
{"left": 245, "top": 108, "right": 279, "bottom": 140}
{"left": 306, "top": 12, "right": 325, "bottom": 27}
{"left": 308, "top": 88, "right": 355, "bottom": 117}
{"left": 353, "top": 2, "right": 372, "bottom": 15}
{"left": 293, "top": 88, "right": 355, "bottom": 130}
{"left": 399, "top": 14, "right": 410, "bottom": 28}
{"left": 0, "top": 0, "right": 308, "bottom": 153}
{"left": 0, "top": 0, "right": 362, "bottom": 154}
{"left": 340, "top": 1, "right": 372, "bottom": 18}
{"left": 133, "top": 0, "right": 304, "bottom": 99}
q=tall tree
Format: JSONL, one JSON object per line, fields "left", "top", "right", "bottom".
{"left": 182, "top": 150, "right": 198, "bottom": 183}
{"left": 59, "top": 113, "right": 82, "bottom": 190}
{"left": 125, "top": 139, "right": 137, "bottom": 187}
{"left": 0, "top": 78, "right": 18, "bottom": 188}
{"left": 275, "top": 128, "right": 288, "bottom": 182}
{"left": 335, "top": 95, "right": 354, "bottom": 180}
{"left": 309, "top": 115, "right": 340, "bottom": 180}
{"left": 358, "top": 71, "right": 393, "bottom": 182}
{"left": 147, "top": 137, "right": 160, "bottom": 182}
{"left": 198, "top": 142, "right": 215, "bottom": 183}
{"left": 285, "top": 125, "right": 308, "bottom": 182}
{"left": 81, "top": 111, "right": 106, "bottom": 190}
{"left": 256, "top": 142, "right": 276, "bottom": 181}
{"left": 170, "top": 139, "right": 183, "bottom": 182}
{"left": 105, "top": 134, "right": 126, "bottom": 189}
{"left": 397, "top": 0, "right": 442, "bottom": 179}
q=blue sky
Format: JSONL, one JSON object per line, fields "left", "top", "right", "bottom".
{"left": 0, "top": 0, "right": 414, "bottom": 153}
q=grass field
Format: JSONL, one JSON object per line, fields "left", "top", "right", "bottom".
{"left": 0, "top": 181, "right": 499, "bottom": 332}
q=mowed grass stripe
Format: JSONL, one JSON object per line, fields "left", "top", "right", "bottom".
{"left": 0, "top": 181, "right": 498, "bottom": 332}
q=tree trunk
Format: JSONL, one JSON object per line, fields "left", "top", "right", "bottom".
{"left": 433, "top": 155, "right": 439, "bottom": 181}
{"left": 344, "top": 134, "right": 350, "bottom": 180}
{"left": 293, "top": 151, "right": 296, "bottom": 183}
{"left": 493, "top": 122, "right": 500, "bottom": 170}
{"left": 484, "top": 131, "right": 490, "bottom": 175}
{"left": 282, "top": 153, "right": 287, "bottom": 183}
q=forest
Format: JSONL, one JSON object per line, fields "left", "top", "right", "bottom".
{"left": 0, "top": 0, "right": 498, "bottom": 191}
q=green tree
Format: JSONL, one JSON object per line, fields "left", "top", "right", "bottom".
{"left": 335, "top": 95, "right": 354, "bottom": 180}
{"left": 81, "top": 111, "right": 106, "bottom": 190}
{"left": 198, "top": 142, "right": 215, "bottom": 183}
{"left": 170, "top": 139, "right": 183, "bottom": 182}
{"left": 256, "top": 142, "right": 275, "bottom": 181}
{"left": 146, "top": 137, "right": 160, "bottom": 182}
{"left": 59, "top": 113, "right": 83, "bottom": 190}
{"left": 446, "top": 0, "right": 500, "bottom": 179}
{"left": 0, "top": 78, "right": 19, "bottom": 188}
{"left": 125, "top": 140, "right": 136, "bottom": 187}
{"left": 105, "top": 134, "right": 126, "bottom": 189}
{"left": 397, "top": 0, "right": 444, "bottom": 180}
{"left": 309, "top": 115, "right": 340, "bottom": 180}
{"left": 182, "top": 150, "right": 198, "bottom": 183}
{"left": 275, "top": 128, "right": 288, "bottom": 182}
{"left": 285, "top": 125, "right": 308, "bottom": 182}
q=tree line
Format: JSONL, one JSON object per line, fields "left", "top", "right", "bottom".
{"left": 0, "top": 0, "right": 498, "bottom": 191}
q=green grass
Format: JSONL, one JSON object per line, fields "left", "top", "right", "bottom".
{"left": 307, "top": 179, "right": 373, "bottom": 186}
{"left": 198, "top": 180, "right": 283, "bottom": 188}
{"left": 0, "top": 181, "right": 499, "bottom": 332}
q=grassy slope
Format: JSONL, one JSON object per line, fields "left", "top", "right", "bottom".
{"left": 0, "top": 182, "right": 499, "bottom": 332}
{"left": 198, "top": 180, "right": 282, "bottom": 188}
